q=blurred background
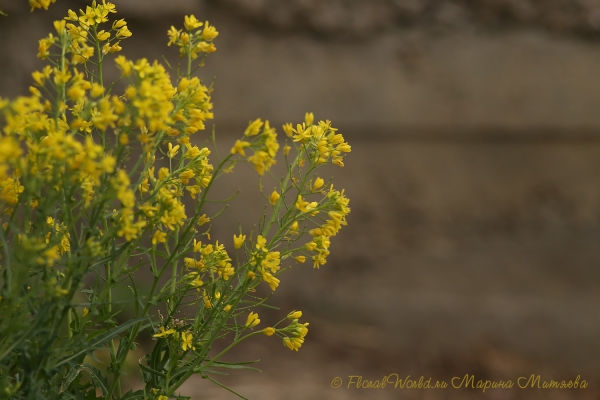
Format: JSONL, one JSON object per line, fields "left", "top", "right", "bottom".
{"left": 2, "top": 0, "right": 600, "bottom": 398}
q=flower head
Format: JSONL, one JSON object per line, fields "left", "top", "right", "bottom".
{"left": 269, "top": 189, "right": 280, "bottom": 205}
{"left": 181, "top": 331, "right": 195, "bottom": 351}
{"left": 153, "top": 326, "right": 176, "bottom": 338}
{"left": 184, "top": 15, "right": 203, "bottom": 31}
{"left": 245, "top": 311, "right": 260, "bottom": 328}
{"left": 263, "top": 327, "right": 276, "bottom": 336}
{"left": 233, "top": 234, "right": 246, "bottom": 249}
{"left": 287, "top": 310, "right": 302, "bottom": 319}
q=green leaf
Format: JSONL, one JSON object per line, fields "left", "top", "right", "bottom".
{"left": 210, "top": 359, "right": 260, "bottom": 365}
{"left": 59, "top": 363, "right": 109, "bottom": 395}
{"left": 205, "top": 375, "right": 250, "bottom": 400}
{"left": 202, "top": 369, "right": 228, "bottom": 376}
{"left": 207, "top": 362, "right": 262, "bottom": 372}
{"left": 139, "top": 362, "right": 166, "bottom": 378}
{"left": 56, "top": 317, "right": 147, "bottom": 367}
{"left": 121, "top": 389, "right": 145, "bottom": 400}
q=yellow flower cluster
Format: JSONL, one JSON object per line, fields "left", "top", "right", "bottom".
{"left": 29, "top": 0, "right": 57, "bottom": 11}
{"left": 287, "top": 117, "right": 351, "bottom": 167}
{"left": 175, "top": 77, "right": 214, "bottom": 135}
{"left": 249, "top": 235, "right": 281, "bottom": 291}
{"left": 167, "top": 15, "right": 218, "bottom": 59}
{"left": 282, "top": 315, "right": 309, "bottom": 351}
{"left": 245, "top": 311, "right": 260, "bottom": 328}
{"left": 153, "top": 326, "right": 176, "bottom": 338}
{"left": 303, "top": 185, "right": 350, "bottom": 268}
{"left": 239, "top": 119, "right": 280, "bottom": 176}
{"left": 62, "top": 1, "right": 128, "bottom": 64}
{"left": 45, "top": 217, "right": 70, "bottom": 255}
{"left": 138, "top": 145, "right": 212, "bottom": 236}
{"left": 117, "top": 57, "right": 177, "bottom": 133}
{"left": 184, "top": 239, "right": 234, "bottom": 283}
{"left": 112, "top": 169, "right": 147, "bottom": 241}
{"left": 181, "top": 331, "right": 195, "bottom": 351}
{"left": 261, "top": 311, "right": 309, "bottom": 351}
{"left": 0, "top": 4, "right": 350, "bottom": 397}
{"left": 153, "top": 325, "right": 195, "bottom": 353}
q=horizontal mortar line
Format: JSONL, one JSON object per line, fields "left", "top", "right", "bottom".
{"left": 343, "top": 127, "right": 600, "bottom": 144}
{"left": 211, "top": 122, "right": 600, "bottom": 144}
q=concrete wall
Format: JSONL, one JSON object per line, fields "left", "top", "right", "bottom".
{"left": 1, "top": 1, "right": 600, "bottom": 398}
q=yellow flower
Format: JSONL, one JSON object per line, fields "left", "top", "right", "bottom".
{"left": 115, "top": 55, "right": 132, "bottom": 77}
{"left": 283, "top": 145, "right": 291, "bottom": 156}
{"left": 203, "top": 290, "right": 212, "bottom": 308}
{"left": 261, "top": 270, "right": 280, "bottom": 291}
{"left": 29, "top": 0, "right": 57, "bottom": 11}
{"left": 261, "top": 251, "right": 281, "bottom": 273}
{"left": 186, "top": 185, "right": 200, "bottom": 199}
{"left": 201, "top": 21, "right": 219, "bottom": 40}
{"left": 90, "top": 83, "right": 104, "bottom": 98}
{"left": 218, "top": 262, "right": 234, "bottom": 280}
{"left": 32, "top": 66, "right": 52, "bottom": 86}
{"left": 304, "top": 112, "right": 314, "bottom": 126}
{"left": 305, "top": 241, "right": 317, "bottom": 251}
{"left": 255, "top": 235, "right": 267, "bottom": 251}
{"left": 295, "top": 322, "right": 309, "bottom": 337}
{"left": 230, "top": 140, "right": 250, "bottom": 156}
{"left": 116, "top": 26, "right": 132, "bottom": 39}
{"left": 288, "top": 221, "right": 299, "bottom": 235}
{"left": 153, "top": 326, "right": 176, "bottom": 338}
{"left": 287, "top": 310, "right": 302, "bottom": 319}
{"left": 282, "top": 336, "right": 304, "bottom": 351}
{"left": 113, "top": 19, "right": 127, "bottom": 29}
{"left": 263, "top": 327, "right": 276, "bottom": 336}
{"left": 184, "top": 257, "right": 197, "bottom": 268}
{"left": 245, "top": 312, "right": 260, "bottom": 328}
{"left": 233, "top": 234, "right": 246, "bottom": 249}
{"left": 269, "top": 189, "right": 280, "bottom": 206}
{"left": 312, "top": 177, "right": 324, "bottom": 191}
{"left": 167, "top": 142, "right": 180, "bottom": 159}
{"left": 244, "top": 118, "right": 263, "bottom": 136}
{"left": 152, "top": 230, "right": 166, "bottom": 246}
{"left": 190, "top": 275, "right": 203, "bottom": 288}
{"left": 82, "top": 307, "right": 89, "bottom": 317}
{"left": 248, "top": 150, "right": 275, "bottom": 176}
{"left": 181, "top": 331, "right": 195, "bottom": 351}
{"left": 184, "top": 15, "right": 203, "bottom": 31}
{"left": 295, "top": 196, "right": 317, "bottom": 213}
{"left": 158, "top": 396, "right": 169, "bottom": 400}
{"left": 180, "top": 32, "right": 190, "bottom": 46}
{"left": 96, "top": 30, "right": 110, "bottom": 41}
{"left": 294, "top": 255, "right": 306, "bottom": 264}
{"left": 167, "top": 26, "right": 180, "bottom": 46}
{"left": 282, "top": 123, "right": 293, "bottom": 137}
{"left": 185, "top": 145, "right": 207, "bottom": 158}
{"left": 197, "top": 214, "right": 210, "bottom": 226}
{"left": 201, "top": 244, "right": 213, "bottom": 255}
{"left": 193, "top": 238, "right": 202, "bottom": 253}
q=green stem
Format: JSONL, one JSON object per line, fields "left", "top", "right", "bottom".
{"left": 263, "top": 151, "right": 303, "bottom": 237}
{"left": 187, "top": 38, "right": 192, "bottom": 78}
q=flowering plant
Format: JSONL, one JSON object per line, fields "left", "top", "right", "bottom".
{"left": 0, "top": 1, "right": 351, "bottom": 399}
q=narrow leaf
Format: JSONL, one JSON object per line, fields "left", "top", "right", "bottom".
{"left": 56, "top": 317, "right": 147, "bottom": 367}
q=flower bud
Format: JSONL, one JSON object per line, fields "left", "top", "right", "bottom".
{"left": 287, "top": 310, "right": 302, "bottom": 320}
{"left": 263, "top": 327, "right": 276, "bottom": 336}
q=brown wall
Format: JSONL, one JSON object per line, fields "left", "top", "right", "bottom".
{"left": 2, "top": 1, "right": 600, "bottom": 398}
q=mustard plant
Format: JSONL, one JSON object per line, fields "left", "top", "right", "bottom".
{"left": 0, "top": 1, "right": 351, "bottom": 399}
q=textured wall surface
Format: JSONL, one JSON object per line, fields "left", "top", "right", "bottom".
{"left": 1, "top": 1, "right": 600, "bottom": 398}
